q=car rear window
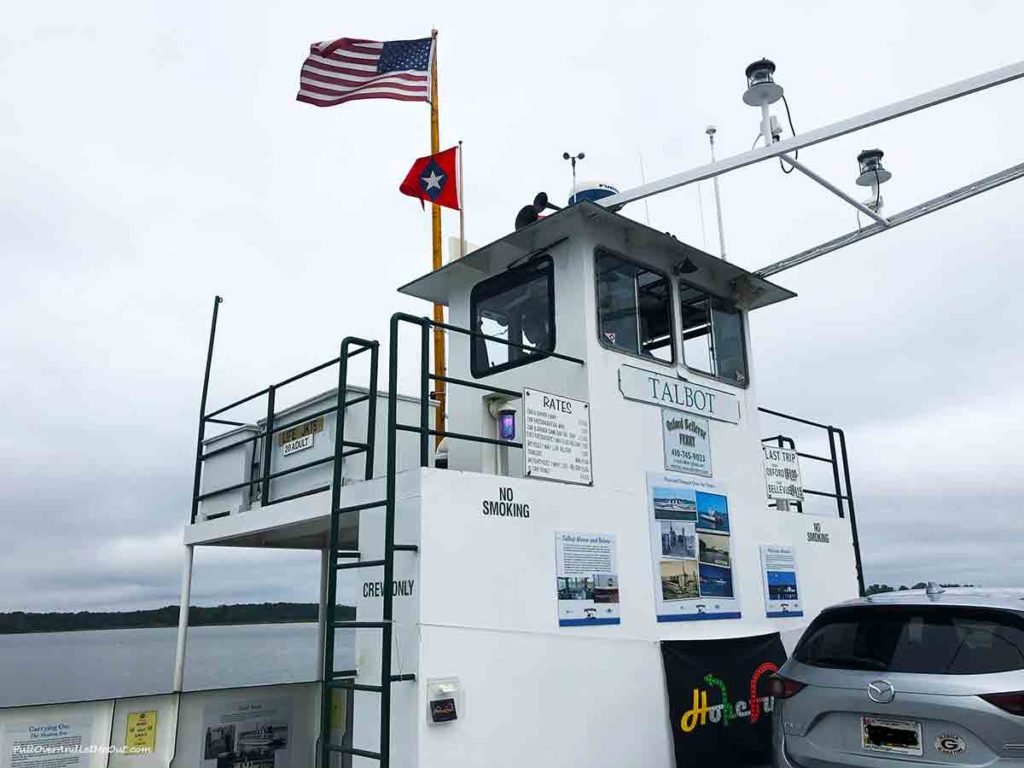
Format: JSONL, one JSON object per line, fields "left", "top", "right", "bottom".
{"left": 794, "top": 605, "right": 1024, "bottom": 674}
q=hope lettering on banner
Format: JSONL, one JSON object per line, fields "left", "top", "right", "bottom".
{"left": 662, "top": 635, "right": 787, "bottom": 768}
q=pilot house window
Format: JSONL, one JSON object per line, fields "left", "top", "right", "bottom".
{"left": 679, "top": 283, "right": 748, "bottom": 385}
{"left": 470, "top": 256, "right": 555, "bottom": 378}
{"left": 596, "top": 249, "right": 674, "bottom": 363}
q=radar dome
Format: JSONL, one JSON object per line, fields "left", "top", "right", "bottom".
{"left": 568, "top": 180, "right": 622, "bottom": 210}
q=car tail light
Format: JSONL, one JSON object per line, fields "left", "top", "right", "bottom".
{"left": 768, "top": 675, "right": 806, "bottom": 700}
{"left": 980, "top": 691, "right": 1024, "bottom": 716}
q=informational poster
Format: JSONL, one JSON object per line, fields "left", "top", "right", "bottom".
{"left": 1, "top": 715, "right": 93, "bottom": 767}
{"left": 554, "top": 531, "right": 620, "bottom": 626}
{"left": 760, "top": 545, "right": 803, "bottom": 618}
{"left": 762, "top": 446, "right": 804, "bottom": 502}
{"left": 662, "top": 409, "right": 712, "bottom": 477}
{"left": 125, "top": 710, "right": 157, "bottom": 753}
{"left": 661, "top": 634, "right": 787, "bottom": 768}
{"left": 647, "top": 472, "right": 740, "bottom": 621}
{"left": 201, "top": 699, "right": 291, "bottom": 768}
{"left": 523, "top": 388, "right": 592, "bottom": 485}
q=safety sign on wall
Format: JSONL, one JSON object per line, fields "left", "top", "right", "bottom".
{"left": 523, "top": 388, "right": 592, "bottom": 485}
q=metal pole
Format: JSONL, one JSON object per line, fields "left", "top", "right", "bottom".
{"left": 190, "top": 296, "right": 222, "bottom": 525}
{"left": 320, "top": 340, "right": 350, "bottom": 766}
{"left": 837, "top": 429, "right": 867, "bottom": 597}
{"left": 760, "top": 103, "right": 772, "bottom": 149}
{"left": 171, "top": 544, "right": 194, "bottom": 692}
{"left": 755, "top": 160, "right": 1024, "bottom": 276}
{"left": 261, "top": 386, "right": 277, "bottom": 505}
{"left": 429, "top": 29, "right": 446, "bottom": 447}
{"left": 638, "top": 152, "right": 651, "bottom": 225}
{"left": 706, "top": 127, "right": 727, "bottom": 261}
{"left": 316, "top": 546, "right": 329, "bottom": 680}
{"left": 600, "top": 58, "right": 1024, "bottom": 209}
{"left": 780, "top": 153, "right": 889, "bottom": 225}
{"left": 458, "top": 140, "right": 465, "bottom": 258}
{"left": 381, "top": 315, "right": 403, "bottom": 768}
{"left": 420, "top": 320, "right": 431, "bottom": 467}
{"left": 826, "top": 427, "right": 845, "bottom": 518}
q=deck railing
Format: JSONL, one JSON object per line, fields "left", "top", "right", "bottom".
{"left": 759, "top": 406, "right": 865, "bottom": 596}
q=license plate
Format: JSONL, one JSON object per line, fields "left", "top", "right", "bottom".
{"left": 862, "top": 716, "right": 923, "bottom": 756}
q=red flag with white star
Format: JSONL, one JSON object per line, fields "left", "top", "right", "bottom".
{"left": 399, "top": 146, "right": 461, "bottom": 210}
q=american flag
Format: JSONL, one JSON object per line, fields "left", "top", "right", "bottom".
{"left": 296, "top": 37, "right": 434, "bottom": 107}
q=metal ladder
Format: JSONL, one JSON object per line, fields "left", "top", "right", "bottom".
{"left": 319, "top": 336, "right": 416, "bottom": 768}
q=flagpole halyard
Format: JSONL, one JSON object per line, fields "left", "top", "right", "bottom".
{"left": 429, "top": 29, "right": 446, "bottom": 444}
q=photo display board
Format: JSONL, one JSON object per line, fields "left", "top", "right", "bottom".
{"left": 201, "top": 699, "right": 292, "bottom": 768}
{"left": 647, "top": 472, "right": 740, "bottom": 621}
{"left": 554, "top": 532, "right": 620, "bottom": 626}
{"left": 759, "top": 544, "right": 803, "bottom": 617}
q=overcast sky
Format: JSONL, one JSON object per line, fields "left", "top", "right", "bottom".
{"left": 2, "top": 1, "right": 1022, "bottom": 612}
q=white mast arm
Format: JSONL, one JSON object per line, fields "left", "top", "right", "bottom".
{"left": 755, "top": 160, "right": 1024, "bottom": 277}
{"left": 599, "top": 59, "right": 1024, "bottom": 209}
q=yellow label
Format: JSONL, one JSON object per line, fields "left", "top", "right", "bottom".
{"left": 124, "top": 712, "right": 156, "bottom": 753}
{"left": 278, "top": 415, "right": 324, "bottom": 445}
{"left": 331, "top": 690, "right": 347, "bottom": 731}
{"left": 125, "top": 710, "right": 157, "bottom": 753}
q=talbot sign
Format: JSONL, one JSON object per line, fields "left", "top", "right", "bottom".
{"left": 618, "top": 365, "right": 740, "bottom": 424}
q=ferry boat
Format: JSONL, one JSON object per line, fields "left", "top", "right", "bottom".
{"left": 2, "top": 53, "right": 1022, "bottom": 768}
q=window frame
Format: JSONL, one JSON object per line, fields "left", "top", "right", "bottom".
{"left": 593, "top": 247, "right": 676, "bottom": 367}
{"left": 677, "top": 278, "right": 750, "bottom": 389}
{"left": 469, "top": 255, "right": 556, "bottom": 379}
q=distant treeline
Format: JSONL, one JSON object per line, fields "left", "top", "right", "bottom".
{"left": 0, "top": 602, "right": 355, "bottom": 634}
{"left": 865, "top": 582, "right": 975, "bottom": 595}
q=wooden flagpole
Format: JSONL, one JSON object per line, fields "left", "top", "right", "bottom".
{"left": 429, "top": 29, "right": 445, "bottom": 443}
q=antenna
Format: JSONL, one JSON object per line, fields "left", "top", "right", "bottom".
{"left": 597, "top": 57, "right": 1024, "bottom": 276}
{"left": 638, "top": 153, "right": 651, "bottom": 225}
{"left": 562, "top": 152, "right": 585, "bottom": 202}
{"left": 705, "top": 126, "right": 728, "bottom": 261}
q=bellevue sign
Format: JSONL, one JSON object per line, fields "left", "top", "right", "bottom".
{"left": 618, "top": 365, "right": 740, "bottom": 424}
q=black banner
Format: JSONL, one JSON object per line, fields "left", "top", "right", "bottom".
{"left": 661, "top": 633, "right": 787, "bottom": 768}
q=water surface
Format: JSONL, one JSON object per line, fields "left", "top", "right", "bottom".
{"left": 0, "top": 623, "right": 354, "bottom": 707}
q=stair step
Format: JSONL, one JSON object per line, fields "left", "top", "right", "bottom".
{"left": 335, "top": 499, "right": 386, "bottom": 515}
{"left": 335, "top": 558, "right": 385, "bottom": 571}
{"left": 329, "top": 674, "right": 416, "bottom": 692}
{"left": 334, "top": 620, "right": 387, "bottom": 629}
{"left": 325, "top": 744, "right": 381, "bottom": 760}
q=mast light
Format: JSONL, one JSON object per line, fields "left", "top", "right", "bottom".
{"left": 856, "top": 149, "right": 892, "bottom": 186}
{"left": 743, "top": 58, "right": 784, "bottom": 106}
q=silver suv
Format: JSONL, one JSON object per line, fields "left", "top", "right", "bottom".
{"left": 772, "top": 587, "right": 1024, "bottom": 767}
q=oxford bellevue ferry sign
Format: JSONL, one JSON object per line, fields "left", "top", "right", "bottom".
{"left": 618, "top": 365, "right": 740, "bottom": 424}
